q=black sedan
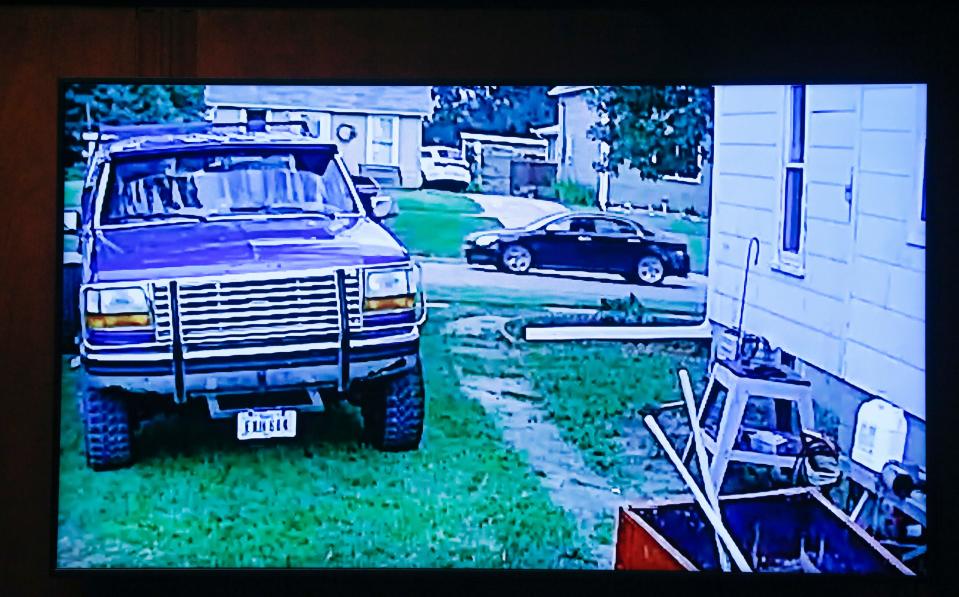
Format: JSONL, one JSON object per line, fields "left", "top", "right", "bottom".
{"left": 463, "top": 211, "right": 690, "bottom": 285}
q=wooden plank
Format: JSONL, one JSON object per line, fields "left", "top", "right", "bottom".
{"left": 807, "top": 490, "right": 915, "bottom": 575}
{"left": 679, "top": 368, "right": 731, "bottom": 571}
{"left": 644, "top": 415, "right": 752, "bottom": 571}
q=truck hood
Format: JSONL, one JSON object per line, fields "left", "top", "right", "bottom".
{"left": 91, "top": 217, "right": 408, "bottom": 283}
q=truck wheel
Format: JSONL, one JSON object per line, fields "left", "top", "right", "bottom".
{"left": 359, "top": 362, "right": 425, "bottom": 452}
{"left": 82, "top": 388, "right": 134, "bottom": 470}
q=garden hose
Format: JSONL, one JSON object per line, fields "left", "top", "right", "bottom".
{"left": 791, "top": 434, "right": 841, "bottom": 487}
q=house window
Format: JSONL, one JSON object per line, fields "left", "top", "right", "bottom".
{"left": 367, "top": 115, "right": 399, "bottom": 166}
{"left": 908, "top": 85, "right": 926, "bottom": 247}
{"left": 662, "top": 145, "right": 704, "bottom": 184}
{"left": 775, "top": 85, "right": 807, "bottom": 276}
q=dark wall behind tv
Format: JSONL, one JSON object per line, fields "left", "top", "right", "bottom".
{"left": 0, "top": 6, "right": 947, "bottom": 596}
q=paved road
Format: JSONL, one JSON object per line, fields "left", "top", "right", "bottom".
{"left": 419, "top": 258, "right": 706, "bottom": 307}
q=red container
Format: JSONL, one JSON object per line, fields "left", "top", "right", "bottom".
{"left": 615, "top": 487, "right": 913, "bottom": 574}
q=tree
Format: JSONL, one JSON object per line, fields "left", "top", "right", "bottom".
{"left": 63, "top": 84, "right": 207, "bottom": 179}
{"left": 585, "top": 86, "right": 713, "bottom": 182}
{"left": 424, "top": 86, "right": 556, "bottom": 146}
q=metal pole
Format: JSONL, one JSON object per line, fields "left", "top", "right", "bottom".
{"left": 679, "top": 369, "right": 731, "bottom": 571}
{"left": 735, "top": 237, "right": 760, "bottom": 360}
{"left": 644, "top": 414, "right": 752, "bottom": 572}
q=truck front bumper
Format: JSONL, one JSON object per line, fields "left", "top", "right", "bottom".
{"left": 82, "top": 331, "right": 419, "bottom": 397}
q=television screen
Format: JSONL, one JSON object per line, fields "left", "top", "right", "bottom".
{"left": 56, "top": 83, "right": 926, "bottom": 573}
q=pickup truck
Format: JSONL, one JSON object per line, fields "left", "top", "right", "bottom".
{"left": 63, "top": 120, "right": 427, "bottom": 470}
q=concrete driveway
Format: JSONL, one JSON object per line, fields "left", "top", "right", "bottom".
{"left": 466, "top": 193, "right": 569, "bottom": 228}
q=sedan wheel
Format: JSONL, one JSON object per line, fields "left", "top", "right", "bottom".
{"left": 636, "top": 255, "right": 666, "bottom": 285}
{"left": 501, "top": 244, "right": 532, "bottom": 273}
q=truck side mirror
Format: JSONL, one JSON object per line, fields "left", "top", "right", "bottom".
{"left": 371, "top": 195, "right": 395, "bottom": 220}
{"left": 64, "top": 209, "right": 80, "bottom": 234}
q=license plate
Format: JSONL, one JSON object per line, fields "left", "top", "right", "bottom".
{"left": 237, "top": 409, "right": 297, "bottom": 440}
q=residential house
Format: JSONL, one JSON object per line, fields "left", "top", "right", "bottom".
{"left": 547, "top": 86, "right": 712, "bottom": 215}
{"left": 706, "top": 85, "right": 926, "bottom": 482}
{"left": 204, "top": 85, "right": 434, "bottom": 188}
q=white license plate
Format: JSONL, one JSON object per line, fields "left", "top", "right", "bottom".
{"left": 237, "top": 409, "right": 297, "bottom": 440}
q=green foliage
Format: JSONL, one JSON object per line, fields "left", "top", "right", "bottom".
{"left": 550, "top": 179, "right": 594, "bottom": 207}
{"left": 585, "top": 86, "right": 713, "bottom": 182}
{"left": 385, "top": 190, "right": 499, "bottom": 258}
{"left": 63, "top": 84, "right": 208, "bottom": 179}
{"left": 425, "top": 86, "right": 556, "bottom": 147}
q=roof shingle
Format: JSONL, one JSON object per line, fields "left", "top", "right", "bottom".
{"left": 205, "top": 85, "right": 434, "bottom": 116}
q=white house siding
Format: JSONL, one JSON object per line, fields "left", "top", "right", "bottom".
{"left": 707, "top": 84, "right": 925, "bottom": 462}
{"left": 555, "top": 92, "right": 712, "bottom": 214}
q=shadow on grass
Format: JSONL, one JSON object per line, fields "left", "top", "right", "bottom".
{"left": 133, "top": 399, "right": 366, "bottom": 466}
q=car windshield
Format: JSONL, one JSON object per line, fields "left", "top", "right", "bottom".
{"left": 101, "top": 148, "right": 360, "bottom": 225}
{"left": 524, "top": 212, "right": 568, "bottom": 231}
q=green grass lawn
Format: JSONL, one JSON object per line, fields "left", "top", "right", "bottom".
{"left": 517, "top": 340, "right": 708, "bottom": 490}
{"left": 386, "top": 190, "right": 500, "bottom": 258}
{"left": 450, "top": 320, "right": 708, "bottom": 494}
{"left": 63, "top": 181, "right": 84, "bottom": 255}
{"left": 64, "top": 179, "right": 83, "bottom": 208}
{"left": 56, "top": 307, "right": 594, "bottom": 569}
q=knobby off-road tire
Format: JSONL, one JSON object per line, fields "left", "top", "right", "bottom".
{"left": 359, "top": 361, "right": 426, "bottom": 452}
{"left": 81, "top": 388, "right": 134, "bottom": 470}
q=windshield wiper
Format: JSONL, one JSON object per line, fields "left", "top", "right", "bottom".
{"left": 228, "top": 205, "right": 338, "bottom": 219}
{"left": 120, "top": 212, "right": 209, "bottom": 223}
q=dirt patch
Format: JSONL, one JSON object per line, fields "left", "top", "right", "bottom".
{"left": 443, "top": 315, "right": 695, "bottom": 568}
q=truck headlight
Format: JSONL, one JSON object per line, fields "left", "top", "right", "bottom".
{"left": 84, "top": 287, "right": 153, "bottom": 329}
{"left": 364, "top": 268, "right": 415, "bottom": 311}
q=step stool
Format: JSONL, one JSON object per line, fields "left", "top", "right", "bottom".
{"left": 682, "top": 358, "right": 815, "bottom": 494}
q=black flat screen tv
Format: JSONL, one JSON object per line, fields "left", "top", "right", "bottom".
{"left": 54, "top": 81, "right": 926, "bottom": 575}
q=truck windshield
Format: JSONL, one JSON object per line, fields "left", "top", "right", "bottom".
{"left": 101, "top": 149, "right": 360, "bottom": 225}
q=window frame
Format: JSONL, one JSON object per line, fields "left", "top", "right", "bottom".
{"left": 907, "top": 85, "right": 926, "bottom": 248}
{"left": 774, "top": 85, "right": 809, "bottom": 277}
{"left": 662, "top": 146, "right": 705, "bottom": 184}
{"left": 365, "top": 114, "right": 400, "bottom": 166}
{"left": 592, "top": 216, "right": 639, "bottom": 235}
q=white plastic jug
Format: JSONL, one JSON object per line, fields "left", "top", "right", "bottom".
{"left": 851, "top": 398, "right": 908, "bottom": 473}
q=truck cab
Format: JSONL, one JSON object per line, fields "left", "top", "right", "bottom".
{"left": 64, "top": 120, "right": 427, "bottom": 470}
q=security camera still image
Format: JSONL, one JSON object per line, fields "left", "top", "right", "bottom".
{"left": 58, "top": 84, "right": 925, "bottom": 574}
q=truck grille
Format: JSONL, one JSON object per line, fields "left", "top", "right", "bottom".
{"left": 156, "top": 271, "right": 362, "bottom": 350}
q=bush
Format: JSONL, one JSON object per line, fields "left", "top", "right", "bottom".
{"left": 550, "top": 179, "right": 594, "bottom": 207}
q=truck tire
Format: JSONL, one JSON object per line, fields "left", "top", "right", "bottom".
{"left": 81, "top": 388, "right": 134, "bottom": 470}
{"left": 359, "top": 361, "right": 425, "bottom": 452}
